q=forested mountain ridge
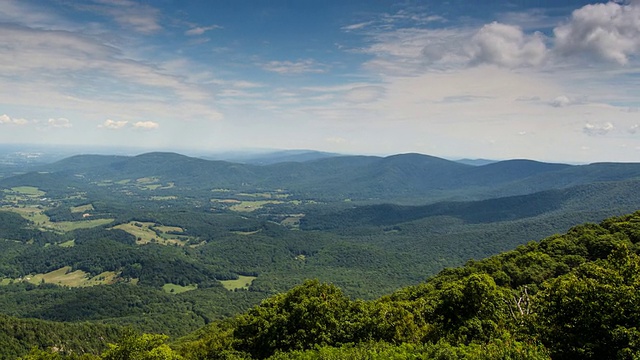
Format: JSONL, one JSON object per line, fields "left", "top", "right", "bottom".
{"left": 12, "top": 152, "right": 640, "bottom": 202}
{"left": 13, "top": 211, "right": 640, "bottom": 359}
{"left": 2, "top": 151, "right": 640, "bottom": 358}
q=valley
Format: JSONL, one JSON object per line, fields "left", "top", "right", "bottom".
{"left": 0, "top": 151, "right": 640, "bottom": 358}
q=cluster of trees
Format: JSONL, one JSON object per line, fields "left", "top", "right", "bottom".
{"left": 179, "top": 211, "right": 639, "bottom": 359}
{"left": 17, "top": 210, "right": 634, "bottom": 360}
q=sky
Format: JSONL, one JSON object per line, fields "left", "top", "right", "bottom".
{"left": 1, "top": 0, "right": 640, "bottom": 163}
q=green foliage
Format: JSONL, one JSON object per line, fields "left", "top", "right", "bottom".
{"left": 534, "top": 244, "right": 640, "bottom": 359}
{"left": 234, "top": 280, "right": 354, "bottom": 358}
{"left": 3, "top": 152, "right": 640, "bottom": 359}
{"left": 0, "top": 313, "right": 122, "bottom": 359}
{"left": 176, "top": 211, "right": 640, "bottom": 360}
{"left": 102, "top": 333, "right": 183, "bottom": 360}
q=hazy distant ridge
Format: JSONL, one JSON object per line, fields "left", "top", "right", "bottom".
{"left": 14, "top": 152, "right": 640, "bottom": 203}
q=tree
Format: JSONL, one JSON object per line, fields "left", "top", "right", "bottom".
{"left": 535, "top": 244, "right": 640, "bottom": 360}
{"left": 101, "top": 333, "right": 183, "bottom": 360}
{"left": 233, "top": 280, "right": 352, "bottom": 359}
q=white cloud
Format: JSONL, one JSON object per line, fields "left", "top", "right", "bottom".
{"left": 554, "top": 1, "right": 640, "bottom": 64}
{"left": 99, "top": 119, "right": 128, "bottom": 129}
{"left": 185, "top": 25, "right": 222, "bottom": 36}
{"left": 74, "top": 0, "right": 162, "bottom": 34}
{"left": 583, "top": 122, "right": 614, "bottom": 136}
{"left": 359, "top": 2, "right": 640, "bottom": 74}
{"left": 344, "top": 86, "right": 385, "bottom": 103}
{"left": 550, "top": 95, "right": 572, "bottom": 107}
{"left": 133, "top": 121, "right": 159, "bottom": 130}
{"left": 629, "top": 124, "right": 639, "bottom": 134}
{"left": 48, "top": 118, "right": 72, "bottom": 128}
{"left": 262, "top": 59, "right": 328, "bottom": 74}
{"left": 362, "top": 23, "right": 548, "bottom": 74}
{"left": 0, "top": 114, "right": 29, "bottom": 125}
{"left": 467, "top": 22, "right": 547, "bottom": 68}
{"left": 341, "top": 21, "right": 374, "bottom": 31}
{"left": 0, "top": 24, "right": 224, "bottom": 124}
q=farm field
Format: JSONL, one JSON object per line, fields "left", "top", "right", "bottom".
{"left": 112, "top": 221, "right": 195, "bottom": 246}
{"left": 1, "top": 267, "right": 120, "bottom": 287}
{"left": 220, "top": 275, "right": 257, "bottom": 291}
{"left": 162, "top": 283, "right": 198, "bottom": 294}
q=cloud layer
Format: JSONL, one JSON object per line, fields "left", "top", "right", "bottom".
{"left": 1, "top": 0, "right": 640, "bottom": 162}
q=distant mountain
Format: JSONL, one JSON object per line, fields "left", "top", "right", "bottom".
{"left": 301, "top": 179, "right": 640, "bottom": 229}
{"left": 7, "top": 152, "right": 640, "bottom": 203}
{"left": 454, "top": 158, "right": 497, "bottom": 166}
{"left": 199, "top": 149, "right": 342, "bottom": 165}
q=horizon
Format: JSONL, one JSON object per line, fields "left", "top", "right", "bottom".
{"left": 0, "top": 143, "right": 597, "bottom": 166}
{"left": 2, "top": 1, "right": 640, "bottom": 163}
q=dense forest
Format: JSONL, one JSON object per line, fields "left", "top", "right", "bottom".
{"left": 2, "top": 152, "right": 640, "bottom": 358}
{"left": 8, "top": 211, "right": 640, "bottom": 359}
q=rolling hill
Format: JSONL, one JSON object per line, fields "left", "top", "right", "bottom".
{"left": 11, "top": 151, "right": 640, "bottom": 203}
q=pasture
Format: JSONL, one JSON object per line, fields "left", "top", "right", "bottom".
{"left": 112, "top": 221, "right": 192, "bottom": 246}
{"left": 162, "top": 283, "right": 198, "bottom": 294}
{"left": 70, "top": 204, "right": 94, "bottom": 213}
{"left": 220, "top": 275, "right": 257, "bottom": 291}
{"left": 20, "top": 267, "right": 119, "bottom": 287}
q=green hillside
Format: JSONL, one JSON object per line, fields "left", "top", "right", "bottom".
{"left": 9, "top": 211, "right": 640, "bottom": 359}
{"left": 1, "top": 152, "right": 640, "bottom": 358}
{"left": 16, "top": 152, "right": 640, "bottom": 203}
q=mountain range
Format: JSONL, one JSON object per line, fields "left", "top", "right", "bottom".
{"left": 7, "top": 151, "right": 637, "bottom": 204}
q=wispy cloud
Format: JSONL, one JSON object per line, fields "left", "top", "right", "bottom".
{"left": 47, "top": 118, "right": 72, "bottom": 128}
{"left": 133, "top": 121, "right": 159, "bottom": 130}
{"left": 583, "top": 122, "right": 614, "bottom": 136}
{"left": 73, "top": 0, "right": 162, "bottom": 34}
{"left": 262, "top": 59, "right": 328, "bottom": 75}
{"left": 356, "top": 1, "right": 640, "bottom": 75}
{"left": 341, "top": 21, "right": 374, "bottom": 31}
{"left": 0, "top": 21, "right": 224, "bottom": 124}
{"left": 185, "top": 25, "right": 222, "bottom": 36}
{"left": 99, "top": 119, "right": 128, "bottom": 129}
{"left": 0, "top": 114, "right": 29, "bottom": 125}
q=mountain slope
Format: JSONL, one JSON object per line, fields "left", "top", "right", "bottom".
{"left": 301, "top": 179, "right": 640, "bottom": 229}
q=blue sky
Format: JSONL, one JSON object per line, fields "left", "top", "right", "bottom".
{"left": 1, "top": 0, "right": 640, "bottom": 162}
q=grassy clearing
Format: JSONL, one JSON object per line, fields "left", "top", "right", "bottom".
{"left": 26, "top": 267, "right": 88, "bottom": 287}
{"left": 232, "top": 229, "right": 262, "bottom": 235}
{"left": 21, "top": 267, "right": 118, "bottom": 287}
{"left": 115, "top": 179, "right": 131, "bottom": 184}
{"left": 281, "top": 214, "right": 304, "bottom": 229}
{"left": 70, "top": 204, "right": 94, "bottom": 213}
{"left": 151, "top": 196, "right": 177, "bottom": 201}
{"left": 154, "top": 225, "right": 184, "bottom": 233}
{"left": 212, "top": 199, "right": 241, "bottom": 204}
{"left": 113, "top": 222, "right": 159, "bottom": 244}
{"left": 229, "top": 200, "right": 283, "bottom": 212}
{"left": 160, "top": 182, "right": 175, "bottom": 189}
{"left": 140, "top": 184, "right": 162, "bottom": 190}
{"left": 66, "top": 193, "right": 87, "bottom": 200}
{"left": 9, "top": 186, "right": 45, "bottom": 197}
{"left": 220, "top": 275, "right": 257, "bottom": 291}
{"left": 0, "top": 279, "right": 11, "bottom": 285}
{"left": 136, "top": 177, "right": 159, "bottom": 183}
{"left": 58, "top": 239, "right": 75, "bottom": 248}
{"left": 5, "top": 206, "right": 113, "bottom": 232}
{"left": 84, "top": 271, "right": 119, "bottom": 286}
{"left": 49, "top": 218, "right": 114, "bottom": 232}
{"left": 112, "top": 221, "right": 192, "bottom": 246}
{"left": 7, "top": 206, "right": 50, "bottom": 225}
{"left": 162, "top": 283, "right": 198, "bottom": 294}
